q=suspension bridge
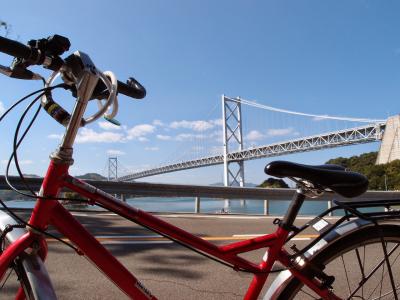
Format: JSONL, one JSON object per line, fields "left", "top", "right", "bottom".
{"left": 112, "top": 95, "right": 399, "bottom": 185}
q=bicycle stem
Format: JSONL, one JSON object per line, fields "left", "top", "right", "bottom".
{"left": 50, "top": 69, "right": 99, "bottom": 165}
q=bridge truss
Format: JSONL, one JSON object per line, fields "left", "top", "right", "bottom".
{"left": 119, "top": 122, "right": 386, "bottom": 181}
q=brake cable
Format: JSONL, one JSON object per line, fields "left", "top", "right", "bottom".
{"left": 0, "top": 86, "right": 86, "bottom": 253}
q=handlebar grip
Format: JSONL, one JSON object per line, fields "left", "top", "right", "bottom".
{"left": 91, "top": 76, "right": 146, "bottom": 100}
{"left": 0, "top": 36, "right": 36, "bottom": 60}
{"left": 118, "top": 77, "right": 146, "bottom": 99}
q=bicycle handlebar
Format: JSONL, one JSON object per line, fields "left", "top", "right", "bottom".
{"left": 0, "top": 35, "right": 146, "bottom": 100}
{"left": 0, "top": 36, "right": 36, "bottom": 61}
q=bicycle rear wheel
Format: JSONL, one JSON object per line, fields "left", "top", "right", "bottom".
{"left": 276, "top": 224, "right": 400, "bottom": 300}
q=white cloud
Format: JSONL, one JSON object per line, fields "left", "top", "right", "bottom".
{"left": 138, "top": 137, "right": 149, "bottom": 142}
{"left": 266, "top": 127, "right": 296, "bottom": 137}
{"left": 76, "top": 128, "right": 124, "bottom": 143}
{"left": 156, "top": 134, "right": 172, "bottom": 141}
{"left": 170, "top": 120, "right": 217, "bottom": 132}
{"left": 127, "top": 124, "right": 155, "bottom": 140}
{"left": 212, "top": 119, "right": 223, "bottom": 126}
{"left": 0, "top": 101, "right": 4, "bottom": 115}
{"left": 48, "top": 133, "right": 63, "bottom": 140}
{"left": 107, "top": 149, "right": 126, "bottom": 156}
{"left": 152, "top": 120, "right": 164, "bottom": 126}
{"left": 98, "top": 121, "right": 121, "bottom": 130}
{"left": 144, "top": 147, "right": 159, "bottom": 151}
{"left": 210, "top": 146, "right": 223, "bottom": 155}
{"left": 175, "top": 133, "right": 194, "bottom": 141}
{"left": 246, "top": 130, "right": 265, "bottom": 141}
{"left": 175, "top": 133, "right": 206, "bottom": 141}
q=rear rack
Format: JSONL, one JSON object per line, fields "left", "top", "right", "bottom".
{"left": 286, "top": 198, "right": 400, "bottom": 258}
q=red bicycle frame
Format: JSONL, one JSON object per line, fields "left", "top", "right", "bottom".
{"left": 0, "top": 159, "right": 341, "bottom": 300}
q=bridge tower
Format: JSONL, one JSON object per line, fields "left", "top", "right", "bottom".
{"left": 108, "top": 157, "right": 118, "bottom": 181}
{"left": 222, "top": 95, "right": 245, "bottom": 209}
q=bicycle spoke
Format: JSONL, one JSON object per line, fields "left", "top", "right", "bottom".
{"left": 362, "top": 245, "right": 366, "bottom": 299}
{"left": 355, "top": 247, "right": 366, "bottom": 299}
{"left": 370, "top": 286, "right": 400, "bottom": 300}
{"left": 366, "top": 243, "right": 400, "bottom": 299}
{"left": 363, "top": 242, "right": 400, "bottom": 300}
{"left": 0, "top": 267, "right": 14, "bottom": 290}
{"left": 341, "top": 254, "right": 352, "bottom": 297}
{"left": 279, "top": 226, "right": 400, "bottom": 300}
{"left": 379, "top": 237, "right": 398, "bottom": 300}
{"left": 349, "top": 243, "right": 400, "bottom": 299}
{"left": 378, "top": 250, "right": 385, "bottom": 299}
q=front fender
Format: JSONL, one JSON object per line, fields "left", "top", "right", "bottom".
{"left": 0, "top": 209, "right": 57, "bottom": 299}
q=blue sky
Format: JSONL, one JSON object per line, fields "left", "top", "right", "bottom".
{"left": 0, "top": 1, "right": 399, "bottom": 185}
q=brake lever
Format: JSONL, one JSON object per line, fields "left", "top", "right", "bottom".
{"left": 0, "top": 64, "right": 42, "bottom": 80}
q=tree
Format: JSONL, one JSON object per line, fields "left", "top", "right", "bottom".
{"left": 326, "top": 152, "right": 400, "bottom": 191}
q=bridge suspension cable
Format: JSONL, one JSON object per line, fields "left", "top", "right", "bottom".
{"left": 226, "top": 97, "right": 386, "bottom": 123}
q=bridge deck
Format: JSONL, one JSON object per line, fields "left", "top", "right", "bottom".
{"left": 119, "top": 123, "right": 385, "bottom": 181}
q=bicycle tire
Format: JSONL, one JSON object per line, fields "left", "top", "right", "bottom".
{"left": 0, "top": 212, "right": 56, "bottom": 299}
{"left": 275, "top": 224, "right": 400, "bottom": 300}
{"left": 1, "top": 250, "right": 44, "bottom": 300}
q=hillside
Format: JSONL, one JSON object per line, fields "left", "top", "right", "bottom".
{"left": 326, "top": 152, "right": 400, "bottom": 190}
{"left": 76, "top": 173, "right": 107, "bottom": 181}
{"left": 258, "top": 178, "right": 289, "bottom": 188}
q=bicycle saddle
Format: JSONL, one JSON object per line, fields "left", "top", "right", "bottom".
{"left": 264, "top": 160, "right": 368, "bottom": 198}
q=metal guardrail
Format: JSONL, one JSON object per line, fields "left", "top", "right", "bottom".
{"left": 1, "top": 176, "right": 400, "bottom": 214}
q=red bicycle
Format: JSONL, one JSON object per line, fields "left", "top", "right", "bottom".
{"left": 0, "top": 34, "right": 400, "bottom": 300}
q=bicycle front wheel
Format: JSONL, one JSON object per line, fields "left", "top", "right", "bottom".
{"left": 1, "top": 253, "right": 41, "bottom": 300}
{"left": 0, "top": 211, "right": 56, "bottom": 300}
{"left": 276, "top": 224, "right": 400, "bottom": 300}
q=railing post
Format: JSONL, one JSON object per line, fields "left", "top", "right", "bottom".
{"left": 264, "top": 199, "right": 269, "bottom": 215}
{"left": 327, "top": 199, "right": 332, "bottom": 216}
{"left": 120, "top": 194, "right": 126, "bottom": 202}
{"left": 195, "top": 197, "right": 200, "bottom": 213}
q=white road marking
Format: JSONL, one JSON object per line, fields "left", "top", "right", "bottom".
{"left": 232, "top": 234, "right": 264, "bottom": 237}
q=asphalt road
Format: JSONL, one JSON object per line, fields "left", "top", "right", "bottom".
{"left": 1, "top": 211, "right": 388, "bottom": 300}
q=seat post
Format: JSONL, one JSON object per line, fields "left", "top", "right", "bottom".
{"left": 281, "top": 189, "right": 306, "bottom": 230}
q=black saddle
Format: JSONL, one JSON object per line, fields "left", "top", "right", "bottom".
{"left": 264, "top": 161, "right": 368, "bottom": 198}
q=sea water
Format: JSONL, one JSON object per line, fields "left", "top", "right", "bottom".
{"left": 4, "top": 197, "right": 332, "bottom": 216}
